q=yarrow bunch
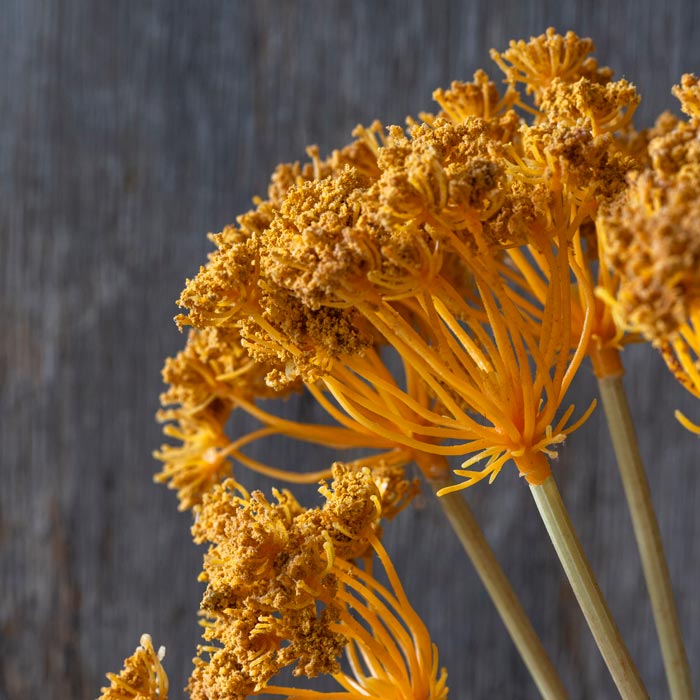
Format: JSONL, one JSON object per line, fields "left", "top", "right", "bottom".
{"left": 102, "top": 28, "right": 699, "bottom": 700}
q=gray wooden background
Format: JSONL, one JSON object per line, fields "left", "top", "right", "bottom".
{"left": 2, "top": 1, "right": 700, "bottom": 698}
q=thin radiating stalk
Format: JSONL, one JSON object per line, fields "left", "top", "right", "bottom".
{"left": 430, "top": 473, "right": 568, "bottom": 700}
{"left": 594, "top": 353, "right": 692, "bottom": 700}
{"left": 531, "top": 476, "right": 648, "bottom": 700}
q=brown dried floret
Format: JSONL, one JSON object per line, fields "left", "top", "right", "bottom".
{"left": 372, "top": 121, "right": 514, "bottom": 248}
{"left": 480, "top": 175, "right": 547, "bottom": 247}
{"left": 190, "top": 603, "right": 345, "bottom": 700}
{"left": 177, "top": 127, "right": 384, "bottom": 333}
{"left": 99, "top": 634, "right": 168, "bottom": 700}
{"left": 314, "top": 462, "right": 382, "bottom": 559}
{"left": 369, "top": 458, "right": 421, "bottom": 519}
{"left": 176, "top": 228, "right": 260, "bottom": 330}
{"left": 239, "top": 290, "right": 373, "bottom": 388}
{"left": 331, "top": 120, "right": 385, "bottom": 178}
{"left": 262, "top": 166, "right": 376, "bottom": 309}
{"left": 511, "top": 123, "right": 634, "bottom": 212}
{"left": 614, "top": 110, "right": 680, "bottom": 168}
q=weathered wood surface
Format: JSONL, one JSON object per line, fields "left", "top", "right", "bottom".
{"left": 2, "top": 1, "right": 700, "bottom": 698}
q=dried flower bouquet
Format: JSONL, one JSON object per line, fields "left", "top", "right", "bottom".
{"left": 100, "top": 28, "right": 700, "bottom": 700}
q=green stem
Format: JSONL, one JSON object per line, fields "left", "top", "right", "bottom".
{"left": 531, "top": 476, "right": 648, "bottom": 700}
{"left": 597, "top": 372, "right": 692, "bottom": 700}
{"left": 430, "top": 474, "right": 568, "bottom": 700}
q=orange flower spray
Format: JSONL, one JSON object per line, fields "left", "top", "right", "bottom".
{"left": 95, "top": 27, "right": 700, "bottom": 700}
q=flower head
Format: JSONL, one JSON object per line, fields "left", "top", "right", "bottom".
{"left": 598, "top": 75, "right": 700, "bottom": 427}
{"left": 188, "top": 464, "right": 447, "bottom": 700}
{"left": 490, "top": 27, "right": 612, "bottom": 105}
{"left": 424, "top": 69, "right": 518, "bottom": 126}
{"left": 99, "top": 634, "right": 168, "bottom": 700}
{"left": 157, "top": 304, "right": 416, "bottom": 509}
{"left": 154, "top": 401, "right": 234, "bottom": 511}
{"left": 672, "top": 73, "right": 700, "bottom": 122}
{"left": 599, "top": 170, "right": 700, "bottom": 343}
{"left": 165, "top": 30, "right": 669, "bottom": 501}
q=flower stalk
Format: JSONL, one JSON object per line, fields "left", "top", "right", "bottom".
{"left": 530, "top": 475, "right": 648, "bottom": 700}
{"left": 593, "top": 353, "right": 692, "bottom": 700}
{"left": 429, "top": 471, "right": 568, "bottom": 700}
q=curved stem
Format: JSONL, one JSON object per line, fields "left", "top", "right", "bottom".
{"left": 530, "top": 476, "right": 648, "bottom": 700}
{"left": 429, "top": 472, "right": 568, "bottom": 700}
{"left": 596, "top": 369, "right": 692, "bottom": 700}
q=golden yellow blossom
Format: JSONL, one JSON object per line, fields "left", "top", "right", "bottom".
{"left": 176, "top": 83, "right": 602, "bottom": 489}
{"left": 99, "top": 634, "right": 168, "bottom": 700}
{"left": 168, "top": 30, "right": 647, "bottom": 496}
{"left": 539, "top": 77, "right": 639, "bottom": 137}
{"left": 257, "top": 535, "right": 449, "bottom": 700}
{"left": 492, "top": 63, "right": 641, "bottom": 375}
{"left": 157, "top": 314, "right": 422, "bottom": 510}
{"left": 157, "top": 313, "right": 418, "bottom": 509}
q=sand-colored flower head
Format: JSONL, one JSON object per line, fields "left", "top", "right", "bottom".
{"left": 99, "top": 634, "right": 168, "bottom": 700}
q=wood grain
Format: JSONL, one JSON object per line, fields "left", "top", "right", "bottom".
{"left": 2, "top": 1, "right": 700, "bottom": 698}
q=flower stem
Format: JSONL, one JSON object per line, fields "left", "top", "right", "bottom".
{"left": 595, "top": 366, "right": 692, "bottom": 700}
{"left": 429, "top": 473, "right": 568, "bottom": 700}
{"left": 530, "top": 475, "right": 648, "bottom": 700}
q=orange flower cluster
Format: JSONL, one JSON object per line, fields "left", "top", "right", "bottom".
{"left": 170, "top": 27, "right": 644, "bottom": 492}
{"left": 599, "top": 74, "right": 700, "bottom": 429}
{"left": 102, "top": 28, "right": 700, "bottom": 700}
